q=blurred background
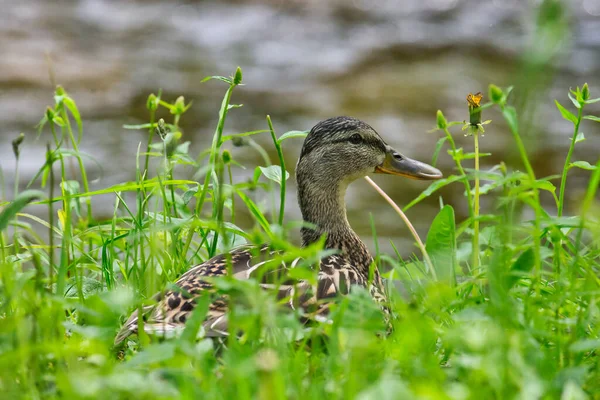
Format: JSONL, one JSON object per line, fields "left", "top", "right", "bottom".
{"left": 0, "top": 0, "right": 599, "bottom": 255}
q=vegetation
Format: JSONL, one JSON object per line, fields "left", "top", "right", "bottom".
{"left": 2, "top": 2, "right": 600, "bottom": 393}
{"left": 1, "top": 66, "right": 599, "bottom": 398}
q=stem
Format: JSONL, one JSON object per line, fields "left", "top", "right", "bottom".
{"left": 185, "top": 81, "right": 236, "bottom": 259}
{"left": 13, "top": 157, "right": 20, "bottom": 256}
{"left": 267, "top": 116, "right": 286, "bottom": 226}
{"left": 364, "top": 176, "right": 437, "bottom": 280}
{"left": 60, "top": 108, "right": 92, "bottom": 224}
{"left": 443, "top": 127, "right": 474, "bottom": 216}
{"left": 557, "top": 106, "right": 583, "bottom": 217}
{"left": 47, "top": 144, "right": 55, "bottom": 288}
{"left": 228, "top": 163, "right": 235, "bottom": 224}
{"left": 195, "top": 84, "right": 235, "bottom": 216}
{"left": 143, "top": 108, "right": 156, "bottom": 180}
{"left": 472, "top": 131, "right": 480, "bottom": 270}
{"left": 501, "top": 106, "right": 542, "bottom": 294}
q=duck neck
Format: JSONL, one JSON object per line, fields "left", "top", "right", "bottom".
{"left": 297, "top": 169, "right": 373, "bottom": 271}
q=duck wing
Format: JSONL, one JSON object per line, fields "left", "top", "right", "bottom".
{"left": 114, "top": 244, "right": 310, "bottom": 344}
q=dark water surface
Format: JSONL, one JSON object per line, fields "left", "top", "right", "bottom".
{"left": 1, "top": 0, "right": 599, "bottom": 254}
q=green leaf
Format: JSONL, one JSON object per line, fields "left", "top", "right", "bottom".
{"left": 126, "top": 342, "right": 177, "bottom": 367}
{"left": 567, "top": 92, "right": 581, "bottom": 109}
{"left": 574, "top": 132, "right": 585, "bottom": 143}
{"left": 63, "top": 96, "right": 83, "bottom": 143}
{"left": 570, "top": 161, "right": 597, "bottom": 171}
{"left": 570, "top": 339, "right": 600, "bottom": 353}
{"left": 277, "top": 130, "right": 308, "bottom": 143}
{"left": 123, "top": 123, "right": 156, "bottom": 130}
{"left": 584, "top": 97, "right": 600, "bottom": 104}
{"left": 583, "top": 115, "right": 600, "bottom": 122}
{"left": 221, "top": 130, "right": 269, "bottom": 144}
{"left": 40, "top": 179, "right": 197, "bottom": 203}
{"left": 404, "top": 175, "right": 463, "bottom": 211}
{"left": 555, "top": 100, "right": 578, "bottom": 124}
{"left": 502, "top": 106, "right": 519, "bottom": 135}
{"left": 235, "top": 189, "right": 272, "bottom": 235}
{"left": 201, "top": 75, "right": 232, "bottom": 84}
{"left": 447, "top": 148, "right": 491, "bottom": 160}
{"left": 505, "top": 248, "right": 535, "bottom": 289}
{"left": 0, "top": 190, "right": 46, "bottom": 231}
{"left": 431, "top": 136, "right": 447, "bottom": 167}
{"left": 425, "top": 205, "right": 456, "bottom": 285}
{"left": 259, "top": 166, "right": 289, "bottom": 185}
{"left": 534, "top": 180, "right": 556, "bottom": 193}
{"left": 180, "top": 294, "right": 211, "bottom": 343}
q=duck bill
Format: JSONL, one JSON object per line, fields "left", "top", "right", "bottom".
{"left": 375, "top": 146, "right": 443, "bottom": 180}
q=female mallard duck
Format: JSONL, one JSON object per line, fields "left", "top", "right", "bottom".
{"left": 115, "top": 116, "right": 442, "bottom": 344}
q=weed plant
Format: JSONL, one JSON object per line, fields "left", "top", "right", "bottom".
{"left": 1, "top": 66, "right": 600, "bottom": 400}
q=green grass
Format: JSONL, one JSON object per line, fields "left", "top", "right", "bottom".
{"left": 1, "top": 66, "right": 600, "bottom": 399}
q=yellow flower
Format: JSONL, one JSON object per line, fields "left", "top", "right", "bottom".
{"left": 463, "top": 92, "right": 491, "bottom": 135}
{"left": 466, "top": 92, "right": 483, "bottom": 108}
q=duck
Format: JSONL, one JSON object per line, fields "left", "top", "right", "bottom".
{"left": 114, "top": 116, "right": 442, "bottom": 345}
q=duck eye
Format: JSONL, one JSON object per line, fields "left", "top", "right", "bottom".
{"left": 349, "top": 134, "right": 362, "bottom": 145}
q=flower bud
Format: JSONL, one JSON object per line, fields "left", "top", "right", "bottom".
{"left": 489, "top": 84, "right": 503, "bottom": 104}
{"left": 582, "top": 83, "right": 590, "bottom": 101}
{"left": 146, "top": 93, "right": 158, "bottom": 111}
{"left": 436, "top": 110, "right": 447, "bottom": 130}
{"left": 173, "top": 96, "right": 186, "bottom": 114}
{"left": 233, "top": 67, "right": 243, "bottom": 85}
{"left": 46, "top": 107, "right": 55, "bottom": 123}
{"left": 467, "top": 92, "right": 483, "bottom": 126}
{"left": 12, "top": 133, "right": 25, "bottom": 159}
{"left": 222, "top": 150, "right": 231, "bottom": 164}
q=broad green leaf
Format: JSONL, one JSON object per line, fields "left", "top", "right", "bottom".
{"left": 259, "top": 165, "right": 289, "bottom": 185}
{"left": 555, "top": 100, "right": 578, "bottom": 124}
{"left": 534, "top": 180, "right": 556, "bottom": 193}
{"left": 0, "top": 190, "right": 46, "bottom": 231}
{"left": 277, "top": 130, "right": 308, "bottom": 143}
{"left": 583, "top": 115, "right": 600, "bottom": 122}
{"left": 425, "top": 205, "right": 456, "bottom": 285}
{"left": 125, "top": 342, "right": 177, "bottom": 367}
{"left": 570, "top": 339, "right": 600, "bottom": 353}
{"left": 570, "top": 161, "right": 597, "bottom": 171}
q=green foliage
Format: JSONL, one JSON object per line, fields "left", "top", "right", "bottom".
{"left": 1, "top": 65, "right": 599, "bottom": 400}
{"left": 425, "top": 205, "right": 456, "bottom": 285}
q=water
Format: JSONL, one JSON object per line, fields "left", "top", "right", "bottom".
{"left": 1, "top": 0, "right": 599, "bottom": 254}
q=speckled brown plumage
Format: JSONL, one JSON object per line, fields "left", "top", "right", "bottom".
{"left": 115, "top": 116, "right": 442, "bottom": 345}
